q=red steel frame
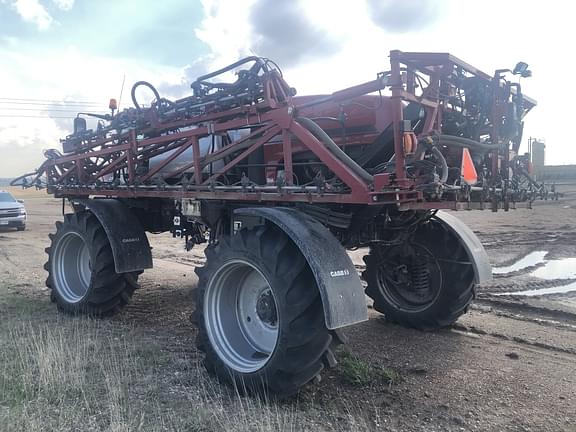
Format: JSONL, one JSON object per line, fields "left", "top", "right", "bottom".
{"left": 42, "top": 51, "right": 536, "bottom": 210}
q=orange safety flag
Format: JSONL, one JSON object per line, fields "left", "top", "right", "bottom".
{"left": 461, "top": 148, "right": 478, "bottom": 185}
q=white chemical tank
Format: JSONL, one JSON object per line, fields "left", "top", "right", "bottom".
{"left": 148, "top": 130, "right": 248, "bottom": 179}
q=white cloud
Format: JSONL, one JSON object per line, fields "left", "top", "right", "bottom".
{"left": 194, "top": 0, "right": 575, "bottom": 166}
{"left": 0, "top": 35, "right": 20, "bottom": 47}
{"left": 51, "top": 0, "right": 74, "bottom": 11}
{"left": 0, "top": 44, "right": 189, "bottom": 176}
{"left": 0, "top": 117, "right": 63, "bottom": 176}
{"left": 4, "top": 0, "right": 54, "bottom": 30}
{"left": 195, "top": 0, "right": 256, "bottom": 69}
{"left": 1, "top": 0, "right": 575, "bottom": 177}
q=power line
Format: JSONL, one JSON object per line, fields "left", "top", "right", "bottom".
{"left": 0, "top": 107, "right": 106, "bottom": 113}
{"left": 0, "top": 97, "right": 103, "bottom": 105}
{"left": 0, "top": 101, "right": 104, "bottom": 108}
{"left": 0, "top": 114, "right": 76, "bottom": 119}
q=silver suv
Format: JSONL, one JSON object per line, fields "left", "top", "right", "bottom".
{"left": 0, "top": 190, "right": 26, "bottom": 231}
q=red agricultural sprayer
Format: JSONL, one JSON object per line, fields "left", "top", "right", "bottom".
{"left": 14, "top": 51, "right": 541, "bottom": 396}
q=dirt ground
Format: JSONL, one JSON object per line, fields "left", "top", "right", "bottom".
{"left": 1, "top": 186, "right": 576, "bottom": 431}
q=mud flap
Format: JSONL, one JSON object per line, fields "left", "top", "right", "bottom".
{"left": 71, "top": 198, "right": 153, "bottom": 273}
{"left": 234, "top": 207, "right": 368, "bottom": 330}
{"left": 434, "top": 211, "right": 492, "bottom": 284}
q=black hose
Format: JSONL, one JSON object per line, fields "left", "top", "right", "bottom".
{"left": 193, "top": 56, "right": 263, "bottom": 86}
{"left": 296, "top": 117, "right": 374, "bottom": 183}
{"left": 10, "top": 169, "right": 45, "bottom": 188}
{"left": 10, "top": 172, "right": 34, "bottom": 187}
{"left": 131, "top": 81, "right": 162, "bottom": 111}
{"left": 430, "top": 147, "right": 449, "bottom": 183}
{"left": 438, "top": 134, "right": 499, "bottom": 152}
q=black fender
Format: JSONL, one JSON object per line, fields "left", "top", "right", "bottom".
{"left": 234, "top": 207, "right": 368, "bottom": 330}
{"left": 434, "top": 211, "right": 492, "bottom": 284}
{"left": 71, "top": 198, "right": 153, "bottom": 273}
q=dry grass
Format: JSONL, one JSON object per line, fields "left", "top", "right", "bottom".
{"left": 0, "top": 295, "right": 376, "bottom": 432}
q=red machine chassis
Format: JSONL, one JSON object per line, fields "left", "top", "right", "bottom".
{"left": 30, "top": 51, "right": 536, "bottom": 211}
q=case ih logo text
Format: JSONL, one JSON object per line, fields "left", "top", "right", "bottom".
{"left": 122, "top": 237, "right": 140, "bottom": 244}
{"left": 330, "top": 269, "right": 350, "bottom": 278}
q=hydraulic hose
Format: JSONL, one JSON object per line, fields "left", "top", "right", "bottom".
{"left": 296, "top": 117, "right": 374, "bottom": 183}
{"left": 430, "top": 147, "right": 449, "bottom": 183}
{"left": 438, "top": 134, "right": 500, "bottom": 152}
{"left": 131, "top": 81, "right": 162, "bottom": 111}
{"left": 193, "top": 56, "right": 263, "bottom": 87}
{"left": 10, "top": 172, "right": 36, "bottom": 187}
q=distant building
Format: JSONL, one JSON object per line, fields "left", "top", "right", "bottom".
{"left": 524, "top": 137, "right": 576, "bottom": 181}
{"left": 531, "top": 140, "right": 546, "bottom": 169}
{"left": 528, "top": 138, "right": 546, "bottom": 180}
{"left": 539, "top": 165, "right": 576, "bottom": 181}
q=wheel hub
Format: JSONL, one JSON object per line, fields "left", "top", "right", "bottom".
{"left": 256, "top": 290, "right": 277, "bottom": 326}
{"left": 52, "top": 231, "right": 91, "bottom": 303}
{"left": 204, "top": 259, "right": 280, "bottom": 373}
{"left": 376, "top": 244, "right": 442, "bottom": 311}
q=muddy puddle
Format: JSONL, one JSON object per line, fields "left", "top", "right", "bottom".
{"left": 495, "top": 282, "right": 576, "bottom": 297}
{"left": 492, "top": 251, "right": 548, "bottom": 275}
{"left": 531, "top": 258, "right": 576, "bottom": 279}
{"left": 493, "top": 252, "right": 576, "bottom": 297}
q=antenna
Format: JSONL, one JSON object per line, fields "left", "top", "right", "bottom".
{"left": 117, "top": 74, "right": 126, "bottom": 111}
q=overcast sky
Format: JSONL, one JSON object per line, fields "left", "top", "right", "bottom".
{"left": 0, "top": 0, "right": 572, "bottom": 177}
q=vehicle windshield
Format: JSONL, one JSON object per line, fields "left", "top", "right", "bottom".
{"left": 0, "top": 192, "right": 16, "bottom": 203}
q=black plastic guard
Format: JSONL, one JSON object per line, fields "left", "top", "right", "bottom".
{"left": 434, "top": 211, "right": 492, "bottom": 284}
{"left": 234, "top": 207, "right": 368, "bottom": 330}
{"left": 72, "top": 198, "right": 153, "bottom": 273}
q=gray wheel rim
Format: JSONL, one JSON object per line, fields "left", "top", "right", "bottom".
{"left": 204, "top": 259, "right": 279, "bottom": 373}
{"left": 52, "top": 231, "right": 91, "bottom": 303}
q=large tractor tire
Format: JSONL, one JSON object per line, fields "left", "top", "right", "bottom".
{"left": 45, "top": 212, "right": 139, "bottom": 316}
{"left": 193, "top": 224, "right": 339, "bottom": 398}
{"left": 363, "top": 219, "right": 475, "bottom": 330}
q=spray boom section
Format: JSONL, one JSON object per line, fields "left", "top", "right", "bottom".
{"left": 14, "top": 51, "right": 544, "bottom": 211}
